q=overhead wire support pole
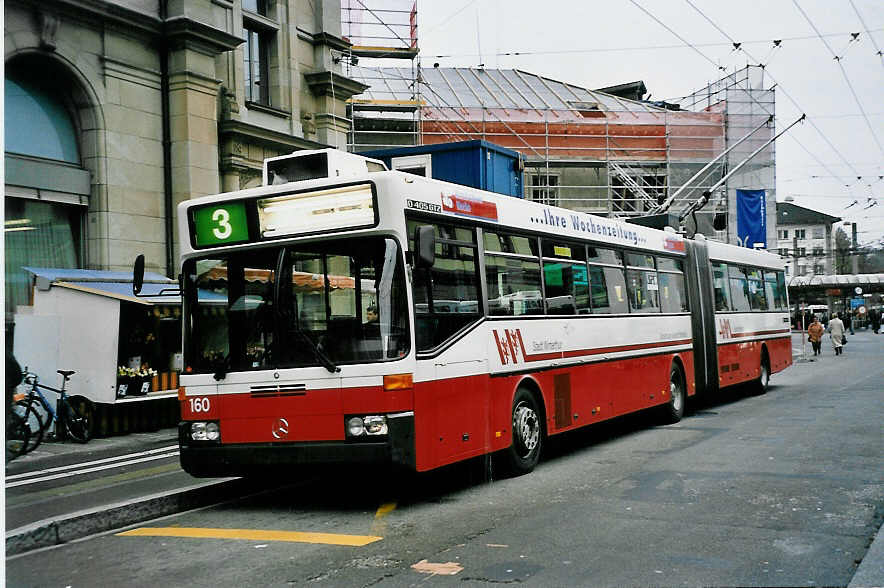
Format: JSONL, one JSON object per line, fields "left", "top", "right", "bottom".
{"left": 679, "top": 113, "right": 806, "bottom": 223}
{"left": 658, "top": 114, "right": 773, "bottom": 213}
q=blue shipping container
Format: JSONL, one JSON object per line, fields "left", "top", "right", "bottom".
{"left": 361, "top": 140, "right": 524, "bottom": 198}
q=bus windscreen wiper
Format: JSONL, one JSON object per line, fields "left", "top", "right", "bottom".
{"left": 295, "top": 328, "right": 340, "bottom": 374}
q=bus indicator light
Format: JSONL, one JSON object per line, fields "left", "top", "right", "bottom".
{"left": 383, "top": 373, "right": 413, "bottom": 391}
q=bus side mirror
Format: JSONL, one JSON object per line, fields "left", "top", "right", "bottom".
{"left": 133, "top": 255, "right": 145, "bottom": 295}
{"left": 413, "top": 225, "right": 435, "bottom": 269}
{"left": 713, "top": 212, "right": 728, "bottom": 231}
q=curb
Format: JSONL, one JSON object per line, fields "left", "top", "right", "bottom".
{"left": 5, "top": 477, "right": 248, "bottom": 557}
{"left": 849, "top": 518, "right": 884, "bottom": 588}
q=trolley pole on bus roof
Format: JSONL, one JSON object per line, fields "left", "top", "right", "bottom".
{"left": 657, "top": 114, "right": 773, "bottom": 214}
{"left": 676, "top": 114, "right": 807, "bottom": 230}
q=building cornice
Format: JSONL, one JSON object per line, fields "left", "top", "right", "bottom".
{"left": 219, "top": 119, "right": 328, "bottom": 155}
{"left": 304, "top": 71, "right": 369, "bottom": 99}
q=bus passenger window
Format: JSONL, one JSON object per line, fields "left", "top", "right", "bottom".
{"left": 712, "top": 263, "right": 732, "bottom": 311}
{"left": 764, "top": 270, "right": 786, "bottom": 310}
{"left": 746, "top": 268, "right": 767, "bottom": 310}
{"left": 407, "top": 218, "right": 481, "bottom": 352}
{"left": 485, "top": 255, "right": 543, "bottom": 316}
{"left": 626, "top": 268, "right": 660, "bottom": 313}
{"left": 728, "top": 265, "right": 751, "bottom": 312}
{"left": 589, "top": 264, "right": 628, "bottom": 314}
{"left": 658, "top": 273, "right": 689, "bottom": 312}
{"left": 543, "top": 261, "right": 589, "bottom": 315}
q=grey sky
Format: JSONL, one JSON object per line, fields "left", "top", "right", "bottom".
{"left": 417, "top": 0, "right": 884, "bottom": 246}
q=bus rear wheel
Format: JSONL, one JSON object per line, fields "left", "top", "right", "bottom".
{"left": 660, "top": 363, "right": 686, "bottom": 424}
{"left": 752, "top": 352, "right": 770, "bottom": 396}
{"left": 500, "top": 387, "right": 543, "bottom": 476}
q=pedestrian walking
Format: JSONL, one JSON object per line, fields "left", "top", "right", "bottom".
{"left": 870, "top": 308, "right": 880, "bottom": 335}
{"left": 807, "top": 316, "right": 825, "bottom": 356}
{"left": 844, "top": 311, "right": 853, "bottom": 335}
{"left": 828, "top": 313, "right": 846, "bottom": 356}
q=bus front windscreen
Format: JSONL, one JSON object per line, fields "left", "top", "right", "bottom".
{"left": 183, "top": 237, "right": 409, "bottom": 374}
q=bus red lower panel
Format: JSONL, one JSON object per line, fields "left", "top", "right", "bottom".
{"left": 413, "top": 351, "right": 694, "bottom": 472}
{"left": 717, "top": 336, "right": 791, "bottom": 389}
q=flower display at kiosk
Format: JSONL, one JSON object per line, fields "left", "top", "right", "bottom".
{"left": 118, "top": 366, "right": 138, "bottom": 377}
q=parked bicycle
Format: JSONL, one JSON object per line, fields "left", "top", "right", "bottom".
{"left": 17, "top": 370, "right": 95, "bottom": 451}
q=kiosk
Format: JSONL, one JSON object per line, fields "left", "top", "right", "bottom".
{"left": 13, "top": 268, "right": 181, "bottom": 436}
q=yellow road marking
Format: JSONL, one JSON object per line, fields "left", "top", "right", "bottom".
{"left": 117, "top": 527, "right": 382, "bottom": 546}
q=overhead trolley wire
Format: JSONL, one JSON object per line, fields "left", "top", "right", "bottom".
{"left": 792, "top": 0, "right": 884, "bottom": 160}
{"left": 849, "top": 0, "right": 884, "bottom": 66}
{"left": 676, "top": 0, "right": 864, "bottom": 187}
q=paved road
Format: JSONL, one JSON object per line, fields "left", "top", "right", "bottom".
{"left": 7, "top": 331, "right": 883, "bottom": 587}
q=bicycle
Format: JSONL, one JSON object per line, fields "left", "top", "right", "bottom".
{"left": 20, "top": 370, "right": 95, "bottom": 449}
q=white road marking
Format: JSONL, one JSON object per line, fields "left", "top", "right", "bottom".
{"left": 6, "top": 447, "right": 180, "bottom": 488}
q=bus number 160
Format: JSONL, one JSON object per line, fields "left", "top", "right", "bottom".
{"left": 189, "top": 397, "right": 211, "bottom": 413}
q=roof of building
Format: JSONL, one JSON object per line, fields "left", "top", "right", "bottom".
{"left": 776, "top": 202, "right": 841, "bottom": 226}
{"left": 788, "top": 273, "right": 884, "bottom": 287}
{"left": 350, "top": 66, "right": 667, "bottom": 115}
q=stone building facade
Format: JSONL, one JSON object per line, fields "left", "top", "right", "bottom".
{"left": 4, "top": 0, "right": 365, "bottom": 331}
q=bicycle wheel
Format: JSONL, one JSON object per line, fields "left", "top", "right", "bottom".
{"left": 6, "top": 409, "right": 31, "bottom": 462}
{"left": 16, "top": 399, "right": 45, "bottom": 454}
{"left": 64, "top": 396, "right": 94, "bottom": 443}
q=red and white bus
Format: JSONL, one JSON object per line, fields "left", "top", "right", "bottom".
{"left": 175, "top": 149, "right": 791, "bottom": 477}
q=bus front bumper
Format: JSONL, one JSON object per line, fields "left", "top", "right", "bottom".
{"left": 178, "top": 418, "right": 415, "bottom": 477}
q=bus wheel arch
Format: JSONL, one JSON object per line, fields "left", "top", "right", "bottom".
{"left": 660, "top": 359, "right": 686, "bottom": 424}
{"left": 499, "top": 378, "right": 545, "bottom": 476}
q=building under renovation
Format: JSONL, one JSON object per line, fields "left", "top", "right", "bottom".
{"left": 340, "top": 1, "right": 777, "bottom": 246}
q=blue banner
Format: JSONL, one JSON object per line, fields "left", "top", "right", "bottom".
{"left": 736, "top": 189, "right": 767, "bottom": 248}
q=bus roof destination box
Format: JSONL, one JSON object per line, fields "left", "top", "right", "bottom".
{"left": 264, "top": 149, "right": 387, "bottom": 186}
{"left": 361, "top": 140, "right": 525, "bottom": 198}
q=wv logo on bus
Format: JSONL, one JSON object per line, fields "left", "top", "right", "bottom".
{"left": 492, "top": 328, "right": 527, "bottom": 365}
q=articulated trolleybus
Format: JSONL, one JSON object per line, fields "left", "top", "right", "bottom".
{"left": 176, "top": 149, "right": 791, "bottom": 477}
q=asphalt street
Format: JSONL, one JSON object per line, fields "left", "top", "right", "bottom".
{"left": 6, "top": 330, "right": 883, "bottom": 587}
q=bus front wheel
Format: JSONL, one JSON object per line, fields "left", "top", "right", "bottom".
{"left": 500, "top": 387, "right": 543, "bottom": 476}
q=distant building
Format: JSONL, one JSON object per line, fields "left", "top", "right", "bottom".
{"left": 776, "top": 202, "right": 841, "bottom": 277}
{"left": 4, "top": 0, "right": 365, "bottom": 335}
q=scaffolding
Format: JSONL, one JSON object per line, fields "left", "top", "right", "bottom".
{"left": 341, "top": 1, "right": 421, "bottom": 149}
{"left": 343, "top": 6, "right": 775, "bottom": 240}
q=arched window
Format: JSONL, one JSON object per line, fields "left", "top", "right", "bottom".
{"left": 4, "top": 61, "right": 88, "bottom": 322}
{"left": 4, "top": 76, "right": 80, "bottom": 163}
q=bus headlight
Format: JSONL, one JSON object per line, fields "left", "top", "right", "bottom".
{"left": 191, "top": 421, "right": 221, "bottom": 442}
{"left": 346, "top": 415, "right": 388, "bottom": 437}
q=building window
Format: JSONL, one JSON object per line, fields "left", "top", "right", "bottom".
{"left": 795, "top": 229, "right": 806, "bottom": 239}
{"left": 243, "top": 0, "right": 267, "bottom": 15}
{"left": 778, "top": 248, "right": 789, "bottom": 257}
{"left": 779, "top": 229, "right": 788, "bottom": 239}
{"left": 797, "top": 265, "right": 807, "bottom": 275}
{"left": 814, "top": 264, "right": 825, "bottom": 274}
{"left": 243, "top": 25, "right": 271, "bottom": 105}
{"left": 797, "top": 247, "right": 806, "bottom": 257}
{"left": 529, "top": 173, "right": 559, "bottom": 206}
{"left": 812, "top": 247, "right": 824, "bottom": 257}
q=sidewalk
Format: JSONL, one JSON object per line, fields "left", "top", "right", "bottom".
{"left": 5, "top": 428, "right": 246, "bottom": 556}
